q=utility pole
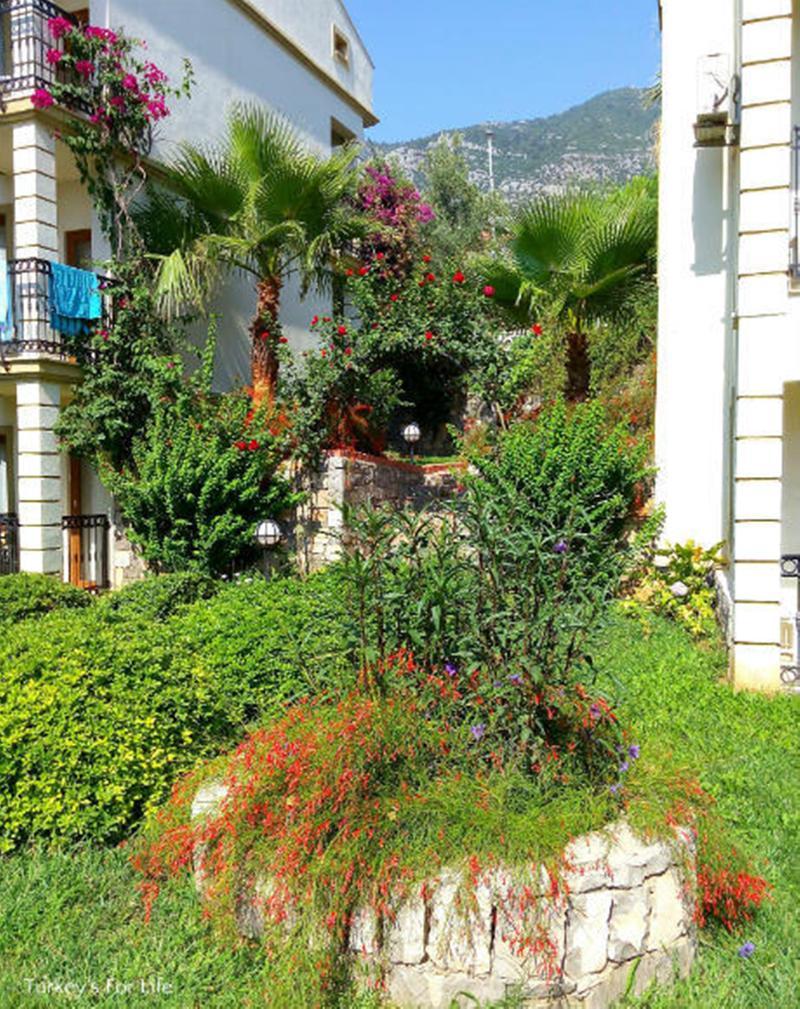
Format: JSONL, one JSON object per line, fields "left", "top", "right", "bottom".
{"left": 486, "top": 128, "right": 495, "bottom": 192}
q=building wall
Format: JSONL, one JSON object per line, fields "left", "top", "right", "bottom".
{"left": 655, "top": 0, "right": 737, "bottom": 550}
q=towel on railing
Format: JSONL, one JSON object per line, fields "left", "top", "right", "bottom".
{"left": 0, "top": 249, "right": 12, "bottom": 341}
{"left": 50, "top": 261, "right": 102, "bottom": 336}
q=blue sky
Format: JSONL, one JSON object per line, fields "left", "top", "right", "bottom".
{"left": 345, "top": 1, "right": 661, "bottom": 142}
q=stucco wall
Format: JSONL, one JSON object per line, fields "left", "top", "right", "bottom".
{"left": 655, "top": 0, "right": 737, "bottom": 550}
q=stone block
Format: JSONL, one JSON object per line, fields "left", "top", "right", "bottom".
{"left": 608, "top": 890, "right": 650, "bottom": 963}
{"left": 605, "top": 823, "right": 672, "bottom": 888}
{"left": 742, "top": 16, "right": 792, "bottom": 66}
{"left": 427, "top": 870, "right": 493, "bottom": 976}
{"left": 349, "top": 906, "right": 379, "bottom": 956}
{"left": 563, "top": 890, "right": 611, "bottom": 979}
{"left": 386, "top": 895, "right": 427, "bottom": 964}
{"left": 646, "top": 870, "right": 688, "bottom": 951}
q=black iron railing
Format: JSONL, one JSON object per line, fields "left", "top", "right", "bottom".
{"left": 62, "top": 513, "right": 109, "bottom": 591}
{"left": 0, "top": 0, "right": 80, "bottom": 99}
{"left": 0, "top": 257, "right": 113, "bottom": 360}
{"left": 0, "top": 512, "right": 19, "bottom": 575}
{"left": 780, "top": 553, "right": 800, "bottom": 687}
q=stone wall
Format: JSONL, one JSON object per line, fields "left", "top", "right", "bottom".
{"left": 291, "top": 450, "right": 465, "bottom": 573}
{"left": 191, "top": 782, "right": 695, "bottom": 1009}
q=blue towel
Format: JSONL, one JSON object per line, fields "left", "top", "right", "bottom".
{"left": 50, "top": 261, "right": 101, "bottom": 336}
{"left": 0, "top": 250, "right": 12, "bottom": 340}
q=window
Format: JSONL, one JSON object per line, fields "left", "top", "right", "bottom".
{"left": 332, "top": 26, "right": 350, "bottom": 67}
{"left": 0, "top": 429, "right": 12, "bottom": 513}
{"left": 331, "top": 117, "right": 355, "bottom": 150}
{"left": 66, "top": 229, "right": 92, "bottom": 269}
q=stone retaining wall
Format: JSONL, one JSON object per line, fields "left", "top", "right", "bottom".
{"left": 191, "top": 782, "right": 695, "bottom": 1009}
{"left": 291, "top": 450, "right": 465, "bottom": 573}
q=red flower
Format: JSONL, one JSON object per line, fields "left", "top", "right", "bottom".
{"left": 532, "top": 323, "right": 543, "bottom": 336}
{"left": 234, "top": 440, "right": 247, "bottom": 451}
{"left": 279, "top": 336, "right": 288, "bottom": 344}
{"left": 311, "top": 315, "right": 319, "bottom": 326}
{"left": 75, "top": 60, "right": 95, "bottom": 77}
{"left": 418, "top": 281, "right": 426, "bottom": 288}
{"left": 346, "top": 268, "right": 354, "bottom": 277}
{"left": 337, "top": 325, "right": 348, "bottom": 336}
{"left": 426, "top": 272, "right": 436, "bottom": 282}
{"left": 424, "top": 331, "right": 434, "bottom": 341}
{"left": 344, "top": 347, "right": 352, "bottom": 356}
{"left": 376, "top": 252, "right": 385, "bottom": 260}
{"left": 46, "top": 49, "right": 62, "bottom": 65}
{"left": 483, "top": 285, "right": 495, "bottom": 298}
{"left": 259, "top": 330, "right": 270, "bottom": 341}
{"left": 321, "top": 349, "right": 327, "bottom": 357}
{"left": 359, "top": 266, "right": 369, "bottom": 276}
{"left": 422, "top": 254, "right": 432, "bottom": 263}
{"left": 452, "top": 271, "right": 465, "bottom": 284}
{"left": 31, "top": 88, "right": 54, "bottom": 110}
{"left": 248, "top": 439, "right": 259, "bottom": 451}
{"left": 390, "top": 294, "right": 399, "bottom": 302}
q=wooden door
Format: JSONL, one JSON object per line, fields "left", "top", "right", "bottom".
{"left": 65, "top": 229, "right": 92, "bottom": 269}
{"left": 68, "top": 456, "right": 82, "bottom": 587}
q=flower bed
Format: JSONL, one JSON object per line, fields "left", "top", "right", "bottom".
{"left": 192, "top": 780, "right": 695, "bottom": 1009}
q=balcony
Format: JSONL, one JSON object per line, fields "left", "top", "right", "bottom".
{"left": 0, "top": 0, "right": 82, "bottom": 102}
{"left": 0, "top": 257, "right": 113, "bottom": 362}
{"left": 62, "top": 513, "right": 109, "bottom": 590}
{"left": 0, "top": 511, "right": 18, "bottom": 574}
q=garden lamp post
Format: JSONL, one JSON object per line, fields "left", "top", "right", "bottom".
{"left": 401, "top": 421, "right": 421, "bottom": 463}
{"left": 253, "top": 518, "right": 282, "bottom": 578}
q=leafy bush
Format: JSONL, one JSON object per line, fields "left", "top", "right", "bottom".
{"left": 103, "top": 338, "right": 299, "bottom": 576}
{"left": 622, "top": 540, "right": 724, "bottom": 638}
{"left": 342, "top": 400, "right": 654, "bottom": 685}
{"left": 101, "top": 570, "right": 219, "bottom": 622}
{"left": 0, "top": 573, "right": 92, "bottom": 627}
{"left": 0, "top": 571, "right": 350, "bottom": 848}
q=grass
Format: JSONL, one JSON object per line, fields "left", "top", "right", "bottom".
{"left": 0, "top": 611, "right": 798, "bottom": 1008}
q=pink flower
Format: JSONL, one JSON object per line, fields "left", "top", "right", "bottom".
{"left": 109, "top": 96, "right": 125, "bottom": 109}
{"left": 48, "top": 16, "right": 73, "bottom": 39}
{"left": 146, "top": 97, "right": 169, "bottom": 120}
{"left": 121, "top": 73, "right": 138, "bottom": 91}
{"left": 75, "top": 60, "right": 95, "bottom": 77}
{"left": 84, "top": 25, "right": 117, "bottom": 44}
{"left": 46, "top": 49, "right": 63, "bottom": 66}
{"left": 31, "top": 88, "right": 55, "bottom": 110}
{"left": 483, "top": 285, "right": 495, "bottom": 298}
{"left": 144, "top": 63, "right": 167, "bottom": 86}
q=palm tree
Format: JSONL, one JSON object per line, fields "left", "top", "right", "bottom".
{"left": 135, "top": 104, "right": 366, "bottom": 405}
{"left": 480, "top": 177, "right": 657, "bottom": 400}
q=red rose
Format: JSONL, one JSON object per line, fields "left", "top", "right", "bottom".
{"left": 359, "top": 266, "right": 369, "bottom": 276}
{"left": 234, "top": 440, "right": 246, "bottom": 450}
{"left": 346, "top": 268, "right": 354, "bottom": 276}
{"left": 424, "top": 331, "right": 434, "bottom": 341}
{"left": 532, "top": 323, "right": 543, "bottom": 336}
{"left": 390, "top": 294, "right": 399, "bottom": 302}
{"left": 311, "top": 315, "right": 319, "bottom": 326}
{"left": 452, "top": 271, "right": 465, "bottom": 284}
{"left": 260, "top": 330, "right": 269, "bottom": 341}
{"left": 418, "top": 281, "right": 426, "bottom": 288}
{"left": 344, "top": 347, "right": 352, "bottom": 356}
{"left": 426, "top": 272, "right": 436, "bottom": 282}
{"left": 249, "top": 439, "right": 259, "bottom": 451}
{"left": 376, "top": 252, "right": 385, "bottom": 260}
{"left": 483, "top": 285, "right": 495, "bottom": 298}
{"left": 279, "top": 336, "right": 288, "bottom": 344}
{"left": 337, "top": 325, "right": 348, "bottom": 336}
{"left": 423, "top": 254, "right": 432, "bottom": 263}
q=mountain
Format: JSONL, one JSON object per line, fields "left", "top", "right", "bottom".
{"left": 371, "top": 87, "right": 658, "bottom": 201}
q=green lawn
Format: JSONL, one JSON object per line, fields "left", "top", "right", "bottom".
{"left": 0, "top": 613, "right": 798, "bottom": 1009}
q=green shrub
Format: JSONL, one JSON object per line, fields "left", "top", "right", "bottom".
{"left": 0, "top": 573, "right": 92, "bottom": 627}
{"left": 101, "top": 570, "right": 219, "bottom": 622}
{"left": 0, "top": 571, "right": 350, "bottom": 848}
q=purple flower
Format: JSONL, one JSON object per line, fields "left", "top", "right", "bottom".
{"left": 628, "top": 744, "right": 641, "bottom": 760}
{"left": 554, "top": 539, "right": 569, "bottom": 555}
{"left": 470, "top": 723, "right": 486, "bottom": 741}
{"left": 444, "top": 661, "right": 457, "bottom": 678}
{"left": 589, "top": 704, "right": 602, "bottom": 721}
{"left": 509, "top": 673, "right": 522, "bottom": 685}
{"left": 738, "top": 941, "right": 755, "bottom": 959}
{"left": 619, "top": 761, "right": 630, "bottom": 774}
{"left": 609, "top": 784, "right": 620, "bottom": 795}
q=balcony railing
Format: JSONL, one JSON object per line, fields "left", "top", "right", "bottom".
{"left": 0, "top": 0, "right": 80, "bottom": 100}
{"left": 0, "top": 512, "right": 18, "bottom": 574}
{"left": 780, "top": 553, "right": 800, "bottom": 687}
{"left": 0, "top": 257, "right": 113, "bottom": 361}
{"left": 62, "top": 513, "right": 109, "bottom": 591}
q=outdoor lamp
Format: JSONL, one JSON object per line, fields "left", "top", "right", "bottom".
{"left": 254, "top": 518, "right": 282, "bottom": 549}
{"left": 401, "top": 421, "right": 421, "bottom": 462}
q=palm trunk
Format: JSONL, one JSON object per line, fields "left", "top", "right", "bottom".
{"left": 251, "top": 275, "right": 282, "bottom": 408}
{"left": 565, "top": 330, "right": 590, "bottom": 402}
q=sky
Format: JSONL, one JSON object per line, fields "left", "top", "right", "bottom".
{"left": 345, "top": 1, "right": 661, "bottom": 143}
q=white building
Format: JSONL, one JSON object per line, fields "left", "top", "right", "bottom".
{"left": 0, "top": 0, "right": 375, "bottom": 589}
{"left": 656, "top": 0, "right": 800, "bottom": 690}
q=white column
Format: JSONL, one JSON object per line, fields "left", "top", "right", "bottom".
{"left": 731, "top": 5, "right": 793, "bottom": 691}
{"left": 12, "top": 119, "right": 57, "bottom": 261}
{"left": 16, "top": 379, "right": 62, "bottom": 575}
